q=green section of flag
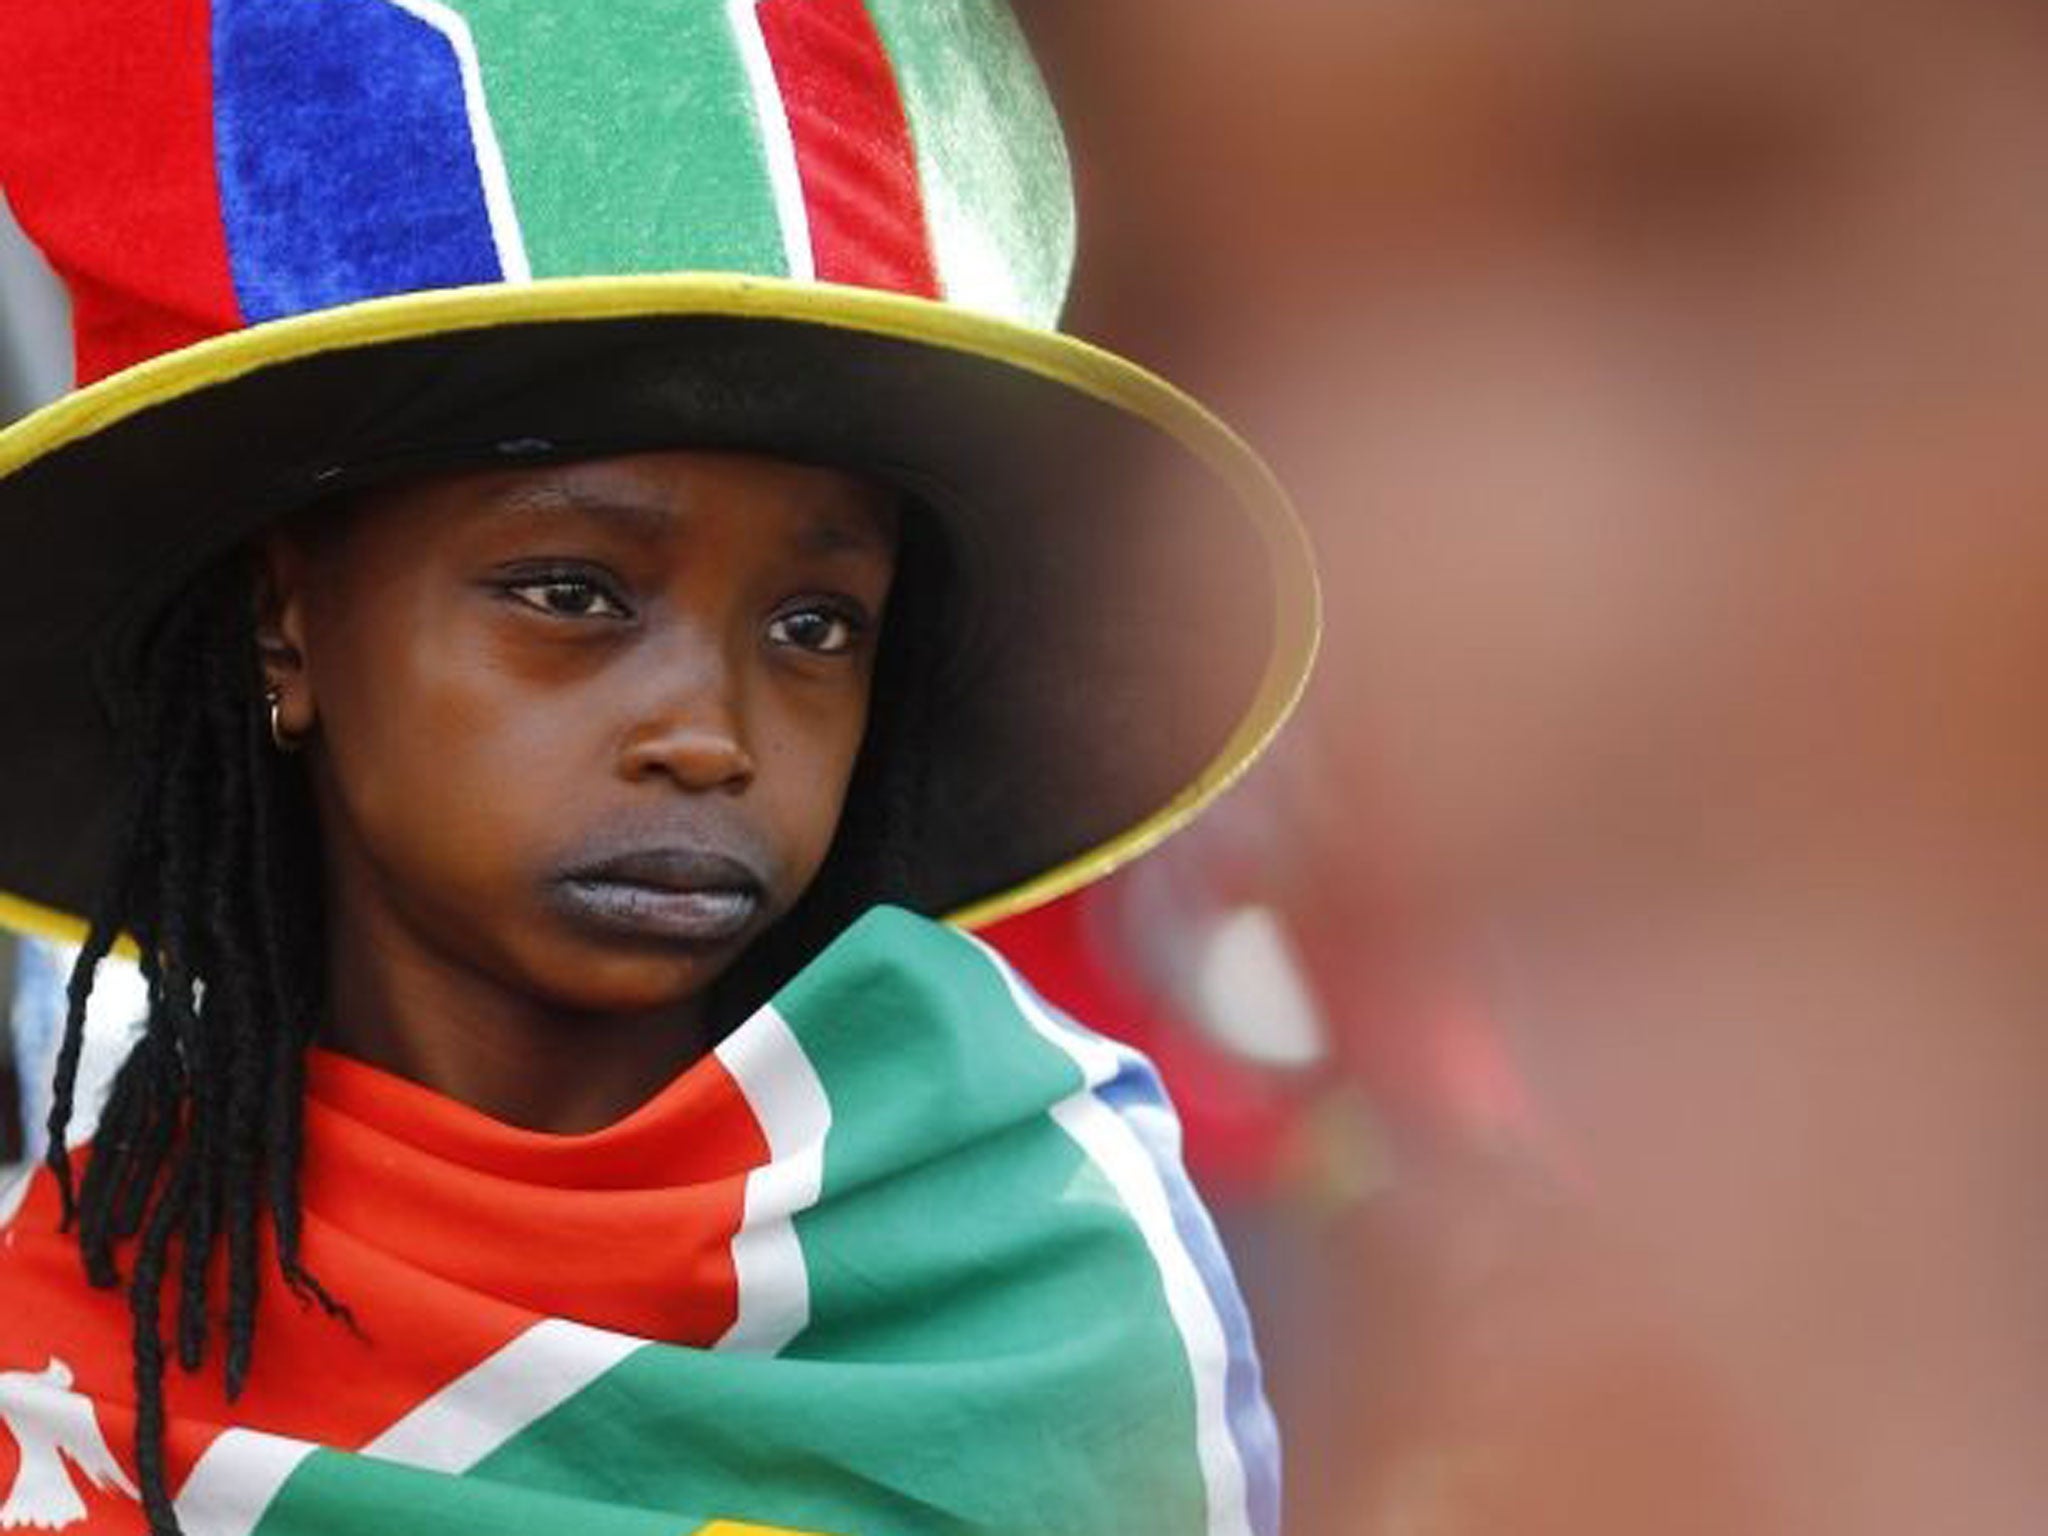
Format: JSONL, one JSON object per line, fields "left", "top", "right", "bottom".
{"left": 863, "top": 0, "right": 1075, "bottom": 327}
{"left": 253, "top": 1445, "right": 689, "bottom": 1535}
{"left": 779, "top": 910, "right": 1207, "bottom": 1531}
{"left": 452, "top": 0, "right": 789, "bottom": 278}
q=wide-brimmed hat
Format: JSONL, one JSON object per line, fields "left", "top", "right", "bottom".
{"left": 0, "top": 0, "right": 1317, "bottom": 940}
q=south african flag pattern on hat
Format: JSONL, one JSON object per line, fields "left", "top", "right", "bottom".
{"left": 3, "top": 0, "right": 1074, "bottom": 387}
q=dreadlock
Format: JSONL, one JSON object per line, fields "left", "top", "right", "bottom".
{"left": 43, "top": 554, "right": 340, "bottom": 1534}
{"left": 41, "top": 498, "right": 946, "bottom": 1535}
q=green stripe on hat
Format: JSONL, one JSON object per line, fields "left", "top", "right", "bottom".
{"left": 453, "top": 1, "right": 790, "bottom": 279}
{"left": 864, "top": 0, "right": 1076, "bottom": 327}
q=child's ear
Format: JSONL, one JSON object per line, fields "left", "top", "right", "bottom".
{"left": 252, "top": 532, "right": 317, "bottom": 740}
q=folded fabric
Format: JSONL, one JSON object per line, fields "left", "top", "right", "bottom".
{"left": 0, "top": 908, "right": 1278, "bottom": 1535}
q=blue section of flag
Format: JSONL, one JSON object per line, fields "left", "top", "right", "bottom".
{"left": 1098, "top": 1057, "right": 1285, "bottom": 1536}
{"left": 211, "top": 0, "right": 503, "bottom": 322}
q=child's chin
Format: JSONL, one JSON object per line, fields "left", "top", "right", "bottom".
{"left": 516, "top": 938, "right": 739, "bottom": 1020}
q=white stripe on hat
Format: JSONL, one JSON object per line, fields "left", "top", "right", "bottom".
{"left": 727, "top": 0, "right": 817, "bottom": 282}
{"left": 378, "top": 0, "right": 532, "bottom": 283}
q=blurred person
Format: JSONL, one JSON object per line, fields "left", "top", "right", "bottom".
{"left": 1030, "top": 2, "right": 2048, "bottom": 1533}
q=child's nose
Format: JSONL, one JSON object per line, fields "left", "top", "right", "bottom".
{"left": 615, "top": 667, "right": 757, "bottom": 794}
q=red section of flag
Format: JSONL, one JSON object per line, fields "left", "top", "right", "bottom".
{"left": 757, "top": 0, "right": 941, "bottom": 298}
{"left": 0, "top": 1046, "right": 774, "bottom": 1514}
{"left": 0, "top": 0, "right": 242, "bottom": 385}
{"left": 301, "top": 1048, "right": 767, "bottom": 1347}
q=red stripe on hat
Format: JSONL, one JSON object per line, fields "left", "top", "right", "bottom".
{"left": 0, "top": 0, "right": 242, "bottom": 386}
{"left": 757, "top": 0, "right": 941, "bottom": 298}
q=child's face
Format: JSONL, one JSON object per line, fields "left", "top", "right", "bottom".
{"left": 262, "top": 450, "right": 898, "bottom": 1023}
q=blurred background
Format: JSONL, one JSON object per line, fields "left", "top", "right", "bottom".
{"left": 13, "top": 2, "right": 2048, "bottom": 1531}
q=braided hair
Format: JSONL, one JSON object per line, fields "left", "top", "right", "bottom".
{"left": 42, "top": 502, "right": 943, "bottom": 1534}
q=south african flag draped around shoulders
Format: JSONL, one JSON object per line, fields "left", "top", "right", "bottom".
{"left": 0, "top": 910, "right": 1281, "bottom": 1535}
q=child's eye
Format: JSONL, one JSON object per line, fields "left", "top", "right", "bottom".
{"left": 767, "top": 603, "right": 866, "bottom": 656}
{"left": 505, "top": 576, "right": 631, "bottom": 620}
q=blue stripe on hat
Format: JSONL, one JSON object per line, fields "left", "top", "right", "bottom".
{"left": 211, "top": 0, "right": 503, "bottom": 323}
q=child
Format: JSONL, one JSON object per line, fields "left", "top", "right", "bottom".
{"left": 0, "top": 4, "right": 1315, "bottom": 1534}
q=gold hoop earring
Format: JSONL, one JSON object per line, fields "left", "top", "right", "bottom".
{"left": 265, "top": 687, "right": 302, "bottom": 754}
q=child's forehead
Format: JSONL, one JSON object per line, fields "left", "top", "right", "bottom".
{"left": 355, "top": 448, "right": 902, "bottom": 551}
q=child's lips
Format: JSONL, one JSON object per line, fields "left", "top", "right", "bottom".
{"left": 549, "top": 847, "right": 765, "bottom": 945}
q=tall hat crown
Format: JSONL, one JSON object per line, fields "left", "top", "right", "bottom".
{"left": 2, "top": 0, "right": 1075, "bottom": 384}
